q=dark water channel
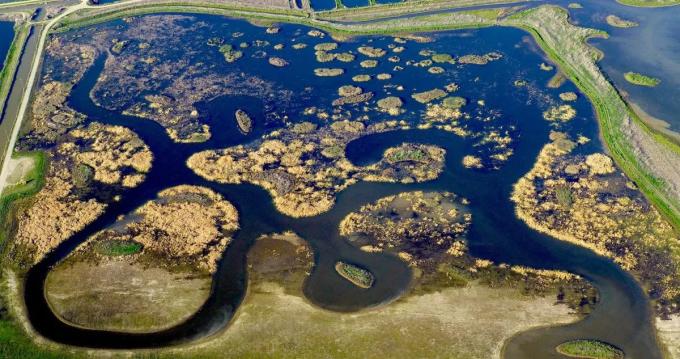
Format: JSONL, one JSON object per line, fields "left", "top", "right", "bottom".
{"left": 20, "top": 14, "right": 664, "bottom": 359}
{"left": 0, "top": 21, "right": 13, "bottom": 73}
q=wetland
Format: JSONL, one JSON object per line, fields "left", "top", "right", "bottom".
{"left": 1, "top": 8, "right": 678, "bottom": 359}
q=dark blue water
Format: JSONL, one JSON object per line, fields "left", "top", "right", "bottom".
{"left": 19, "top": 13, "right": 663, "bottom": 358}
{"left": 310, "top": 0, "right": 337, "bottom": 11}
{"left": 342, "top": 0, "right": 369, "bottom": 8}
{"left": 0, "top": 21, "right": 14, "bottom": 73}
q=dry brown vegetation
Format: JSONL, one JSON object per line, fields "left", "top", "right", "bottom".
{"left": 57, "top": 122, "right": 152, "bottom": 187}
{"left": 543, "top": 104, "right": 576, "bottom": 122}
{"left": 14, "top": 168, "right": 106, "bottom": 263}
{"left": 88, "top": 185, "right": 238, "bottom": 273}
{"left": 512, "top": 132, "right": 680, "bottom": 314}
{"left": 22, "top": 82, "right": 84, "bottom": 146}
{"left": 19, "top": 37, "right": 98, "bottom": 148}
{"left": 188, "top": 121, "right": 445, "bottom": 217}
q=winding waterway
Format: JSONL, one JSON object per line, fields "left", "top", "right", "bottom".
{"left": 19, "top": 14, "right": 664, "bottom": 359}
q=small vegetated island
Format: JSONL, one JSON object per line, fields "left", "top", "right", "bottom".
{"left": 335, "top": 261, "right": 374, "bottom": 288}
{"left": 0, "top": 1, "right": 679, "bottom": 358}
{"left": 605, "top": 14, "right": 638, "bottom": 28}
{"left": 623, "top": 71, "right": 661, "bottom": 87}
{"left": 556, "top": 339, "right": 624, "bottom": 359}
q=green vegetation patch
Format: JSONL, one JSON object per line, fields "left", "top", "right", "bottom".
{"left": 442, "top": 96, "right": 467, "bottom": 109}
{"left": 431, "top": 53, "right": 453, "bottom": 63}
{"left": 72, "top": 164, "right": 94, "bottom": 188}
{"left": 0, "top": 152, "right": 46, "bottom": 239}
{"left": 605, "top": 15, "right": 638, "bottom": 28}
{"left": 0, "top": 320, "right": 73, "bottom": 359}
{"left": 94, "top": 239, "right": 143, "bottom": 256}
{"left": 385, "top": 146, "right": 428, "bottom": 163}
{"left": 616, "top": 0, "right": 679, "bottom": 7}
{"left": 556, "top": 339, "right": 623, "bottom": 358}
{"left": 335, "top": 261, "right": 374, "bottom": 288}
{"left": 623, "top": 72, "right": 660, "bottom": 87}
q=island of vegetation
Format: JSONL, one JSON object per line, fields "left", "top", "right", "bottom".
{"left": 556, "top": 339, "right": 624, "bottom": 359}
{"left": 235, "top": 109, "right": 253, "bottom": 134}
{"left": 188, "top": 119, "right": 447, "bottom": 217}
{"left": 605, "top": 14, "right": 638, "bottom": 28}
{"left": 334, "top": 261, "right": 374, "bottom": 288}
{"left": 624, "top": 71, "right": 661, "bottom": 87}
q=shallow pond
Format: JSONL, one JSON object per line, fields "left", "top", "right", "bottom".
{"left": 20, "top": 13, "right": 662, "bottom": 359}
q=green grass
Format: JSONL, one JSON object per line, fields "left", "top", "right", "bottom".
{"left": 387, "top": 148, "right": 428, "bottom": 163}
{"left": 616, "top": 0, "right": 680, "bottom": 7}
{"left": 94, "top": 240, "right": 143, "bottom": 256}
{"left": 72, "top": 164, "right": 93, "bottom": 188}
{"left": 52, "top": 2, "right": 309, "bottom": 33}
{"left": 555, "top": 186, "right": 573, "bottom": 209}
{"left": 623, "top": 72, "right": 660, "bottom": 87}
{"left": 0, "top": 319, "right": 75, "bottom": 358}
{"left": 556, "top": 339, "right": 623, "bottom": 358}
{"left": 0, "top": 152, "right": 46, "bottom": 241}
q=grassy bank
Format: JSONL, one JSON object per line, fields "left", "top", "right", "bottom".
{"left": 315, "top": 0, "right": 522, "bottom": 21}
{"left": 504, "top": 7, "right": 680, "bottom": 231}
{"left": 616, "top": 0, "right": 680, "bottom": 7}
{"left": 55, "top": 1, "right": 501, "bottom": 37}
{"left": 0, "top": 151, "right": 45, "bottom": 243}
{"left": 53, "top": 2, "right": 310, "bottom": 33}
{"left": 0, "top": 319, "right": 72, "bottom": 359}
